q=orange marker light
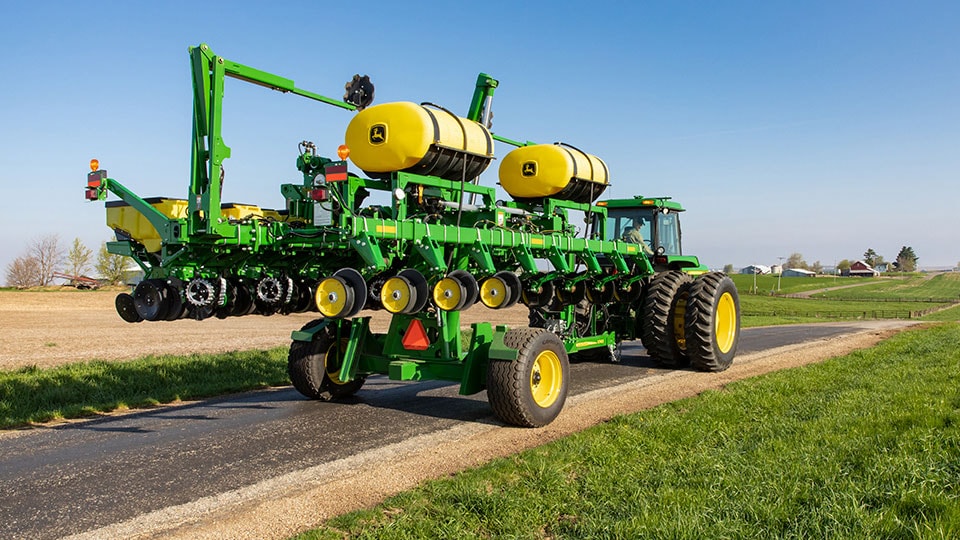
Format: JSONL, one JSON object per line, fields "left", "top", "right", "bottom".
{"left": 337, "top": 145, "right": 350, "bottom": 160}
{"left": 90, "top": 159, "right": 100, "bottom": 172}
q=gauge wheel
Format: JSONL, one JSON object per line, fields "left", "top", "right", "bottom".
{"left": 288, "top": 320, "right": 366, "bottom": 400}
{"left": 487, "top": 327, "right": 569, "bottom": 427}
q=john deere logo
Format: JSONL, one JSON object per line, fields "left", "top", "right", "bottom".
{"left": 369, "top": 124, "right": 386, "bottom": 145}
{"left": 521, "top": 161, "right": 537, "bottom": 177}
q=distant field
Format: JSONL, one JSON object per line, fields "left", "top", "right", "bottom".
{"left": 732, "top": 273, "right": 960, "bottom": 326}
{"left": 816, "top": 273, "right": 960, "bottom": 301}
{"left": 730, "top": 274, "right": 880, "bottom": 295}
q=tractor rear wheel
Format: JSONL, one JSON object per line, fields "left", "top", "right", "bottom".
{"left": 685, "top": 272, "right": 740, "bottom": 372}
{"left": 288, "top": 321, "right": 366, "bottom": 400}
{"left": 487, "top": 328, "right": 569, "bottom": 427}
{"left": 640, "top": 271, "right": 693, "bottom": 367}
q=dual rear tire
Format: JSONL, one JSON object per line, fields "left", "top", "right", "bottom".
{"left": 641, "top": 271, "right": 740, "bottom": 372}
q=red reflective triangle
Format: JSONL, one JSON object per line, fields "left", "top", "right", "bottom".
{"left": 402, "top": 319, "right": 430, "bottom": 351}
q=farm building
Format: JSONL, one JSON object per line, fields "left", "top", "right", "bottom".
{"left": 740, "top": 264, "right": 772, "bottom": 275}
{"left": 844, "top": 261, "right": 880, "bottom": 277}
{"left": 783, "top": 268, "right": 816, "bottom": 277}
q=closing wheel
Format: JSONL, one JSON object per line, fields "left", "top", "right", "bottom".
{"left": 399, "top": 269, "right": 429, "bottom": 313}
{"left": 641, "top": 270, "right": 693, "bottom": 367}
{"left": 521, "top": 280, "right": 554, "bottom": 309}
{"left": 685, "top": 272, "right": 740, "bottom": 372}
{"left": 481, "top": 271, "right": 520, "bottom": 309}
{"left": 487, "top": 327, "right": 569, "bottom": 427}
{"left": 115, "top": 293, "right": 143, "bottom": 323}
{"left": 230, "top": 280, "right": 256, "bottom": 316}
{"left": 133, "top": 279, "right": 172, "bottom": 321}
{"left": 381, "top": 275, "right": 415, "bottom": 314}
{"left": 554, "top": 280, "right": 586, "bottom": 305}
{"left": 162, "top": 279, "right": 186, "bottom": 321}
{"left": 433, "top": 275, "right": 466, "bottom": 311}
{"left": 291, "top": 280, "right": 317, "bottom": 313}
{"left": 613, "top": 280, "right": 643, "bottom": 303}
{"left": 334, "top": 268, "right": 368, "bottom": 318}
{"left": 585, "top": 280, "right": 615, "bottom": 304}
{"left": 448, "top": 270, "right": 479, "bottom": 310}
{"left": 316, "top": 276, "right": 354, "bottom": 318}
{"left": 288, "top": 320, "right": 366, "bottom": 400}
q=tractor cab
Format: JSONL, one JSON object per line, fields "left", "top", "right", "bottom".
{"left": 601, "top": 196, "right": 705, "bottom": 273}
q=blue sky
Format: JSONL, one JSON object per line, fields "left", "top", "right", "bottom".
{"left": 1, "top": 0, "right": 958, "bottom": 274}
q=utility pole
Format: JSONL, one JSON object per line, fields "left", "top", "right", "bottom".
{"left": 777, "top": 256, "right": 785, "bottom": 292}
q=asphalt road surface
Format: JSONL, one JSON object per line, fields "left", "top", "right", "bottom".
{"left": 0, "top": 323, "right": 876, "bottom": 539}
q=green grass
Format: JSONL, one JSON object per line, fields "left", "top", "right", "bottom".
{"left": 922, "top": 304, "right": 960, "bottom": 322}
{"left": 732, "top": 273, "right": 960, "bottom": 326}
{"left": 296, "top": 323, "right": 960, "bottom": 539}
{"left": 741, "top": 294, "right": 940, "bottom": 321}
{"left": 817, "top": 273, "right": 960, "bottom": 301}
{"left": 0, "top": 348, "right": 289, "bottom": 428}
{"left": 730, "top": 274, "right": 877, "bottom": 295}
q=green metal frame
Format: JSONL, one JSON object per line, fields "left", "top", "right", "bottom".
{"left": 87, "top": 42, "right": 711, "bottom": 397}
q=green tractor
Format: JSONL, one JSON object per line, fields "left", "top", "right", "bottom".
{"left": 86, "top": 43, "right": 740, "bottom": 427}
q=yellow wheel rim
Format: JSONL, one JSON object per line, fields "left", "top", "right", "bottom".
{"left": 715, "top": 291, "right": 737, "bottom": 353}
{"left": 315, "top": 277, "right": 348, "bottom": 318}
{"left": 325, "top": 339, "right": 349, "bottom": 385}
{"left": 432, "top": 277, "right": 463, "bottom": 311}
{"left": 530, "top": 350, "right": 562, "bottom": 408}
{"left": 480, "top": 276, "right": 507, "bottom": 308}
{"left": 381, "top": 276, "right": 413, "bottom": 314}
{"left": 673, "top": 293, "right": 688, "bottom": 352}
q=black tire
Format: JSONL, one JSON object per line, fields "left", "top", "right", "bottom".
{"left": 685, "top": 272, "right": 740, "bottom": 372}
{"left": 640, "top": 271, "right": 693, "bottom": 367}
{"left": 288, "top": 320, "right": 366, "bottom": 400}
{"left": 487, "top": 328, "right": 569, "bottom": 427}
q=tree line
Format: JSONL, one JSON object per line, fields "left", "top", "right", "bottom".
{"left": 724, "top": 247, "right": 921, "bottom": 275}
{"left": 4, "top": 235, "right": 129, "bottom": 288}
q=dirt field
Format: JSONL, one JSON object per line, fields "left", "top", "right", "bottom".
{"left": 0, "top": 289, "right": 530, "bottom": 371}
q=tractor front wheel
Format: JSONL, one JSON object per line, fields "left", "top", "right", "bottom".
{"left": 685, "top": 272, "right": 740, "bottom": 372}
{"left": 288, "top": 321, "right": 366, "bottom": 400}
{"left": 487, "top": 328, "right": 569, "bottom": 427}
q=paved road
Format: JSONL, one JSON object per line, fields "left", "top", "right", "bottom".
{"left": 0, "top": 324, "right": 869, "bottom": 539}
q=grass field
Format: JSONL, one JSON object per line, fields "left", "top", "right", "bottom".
{"left": 816, "top": 273, "right": 960, "bottom": 301}
{"left": 730, "top": 273, "right": 881, "bottom": 295}
{"left": 0, "top": 349, "right": 289, "bottom": 428}
{"left": 295, "top": 323, "right": 960, "bottom": 540}
{"left": 733, "top": 273, "right": 960, "bottom": 326}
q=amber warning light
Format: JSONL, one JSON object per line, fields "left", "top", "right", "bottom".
{"left": 86, "top": 159, "right": 107, "bottom": 200}
{"left": 337, "top": 145, "right": 350, "bottom": 160}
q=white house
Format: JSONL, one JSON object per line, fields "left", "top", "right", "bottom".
{"left": 740, "top": 265, "right": 771, "bottom": 275}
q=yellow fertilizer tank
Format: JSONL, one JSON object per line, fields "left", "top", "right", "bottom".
{"left": 499, "top": 143, "right": 609, "bottom": 203}
{"left": 106, "top": 198, "right": 188, "bottom": 252}
{"left": 344, "top": 101, "right": 493, "bottom": 181}
{"left": 106, "top": 200, "right": 277, "bottom": 252}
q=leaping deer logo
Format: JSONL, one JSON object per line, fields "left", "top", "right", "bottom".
{"left": 369, "top": 124, "right": 386, "bottom": 144}
{"left": 521, "top": 161, "right": 537, "bottom": 177}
